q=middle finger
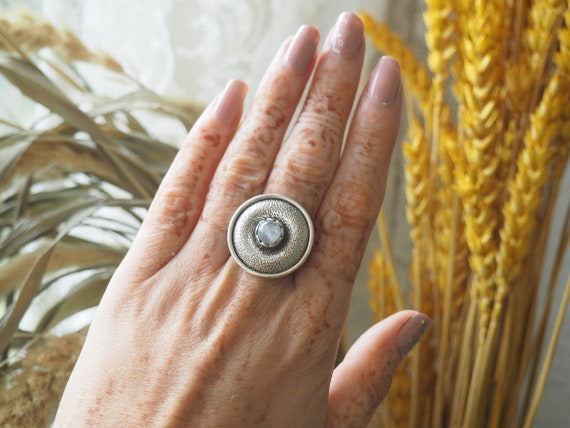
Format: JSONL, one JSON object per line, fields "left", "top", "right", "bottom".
{"left": 265, "top": 12, "right": 365, "bottom": 215}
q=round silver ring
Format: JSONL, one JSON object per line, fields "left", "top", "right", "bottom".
{"left": 227, "top": 194, "right": 314, "bottom": 278}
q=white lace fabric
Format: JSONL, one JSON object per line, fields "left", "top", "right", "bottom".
{"left": 42, "top": 0, "right": 387, "bottom": 104}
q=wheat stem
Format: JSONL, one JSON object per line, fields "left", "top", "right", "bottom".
{"left": 362, "top": 4, "right": 570, "bottom": 426}
{"left": 376, "top": 212, "right": 405, "bottom": 312}
{"left": 432, "top": 195, "right": 460, "bottom": 426}
{"left": 523, "top": 271, "right": 570, "bottom": 428}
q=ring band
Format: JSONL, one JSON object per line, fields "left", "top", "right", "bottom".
{"left": 227, "top": 194, "right": 314, "bottom": 278}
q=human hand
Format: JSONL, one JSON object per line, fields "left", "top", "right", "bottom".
{"left": 55, "top": 12, "right": 429, "bottom": 427}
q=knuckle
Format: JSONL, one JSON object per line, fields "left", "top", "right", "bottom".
{"left": 322, "top": 182, "right": 379, "bottom": 232}
{"left": 305, "top": 76, "right": 352, "bottom": 119}
{"left": 352, "top": 126, "right": 381, "bottom": 149}
{"left": 278, "top": 128, "right": 338, "bottom": 187}
{"left": 272, "top": 164, "right": 325, "bottom": 205}
{"left": 286, "top": 152, "right": 329, "bottom": 184}
{"left": 258, "top": 96, "right": 287, "bottom": 131}
{"left": 152, "top": 185, "right": 196, "bottom": 234}
{"left": 237, "top": 107, "right": 285, "bottom": 147}
{"left": 352, "top": 124, "right": 395, "bottom": 161}
{"left": 220, "top": 150, "right": 268, "bottom": 194}
{"left": 265, "top": 73, "right": 290, "bottom": 98}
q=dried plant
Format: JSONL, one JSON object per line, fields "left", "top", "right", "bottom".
{"left": 0, "top": 334, "right": 84, "bottom": 426}
{"left": 362, "top": 1, "right": 570, "bottom": 427}
{"left": 0, "top": 13, "right": 202, "bottom": 424}
{"left": 2, "top": 5, "right": 570, "bottom": 427}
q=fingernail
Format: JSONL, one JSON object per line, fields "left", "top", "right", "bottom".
{"left": 286, "top": 25, "right": 320, "bottom": 74}
{"left": 366, "top": 56, "right": 401, "bottom": 105}
{"left": 214, "top": 79, "right": 248, "bottom": 125}
{"left": 332, "top": 12, "right": 363, "bottom": 58}
{"left": 396, "top": 312, "right": 430, "bottom": 356}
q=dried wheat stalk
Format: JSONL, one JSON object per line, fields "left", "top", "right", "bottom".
{"left": 362, "top": 0, "right": 570, "bottom": 426}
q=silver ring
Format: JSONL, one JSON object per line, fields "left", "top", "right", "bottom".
{"left": 227, "top": 194, "right": 314, "bottom": 278}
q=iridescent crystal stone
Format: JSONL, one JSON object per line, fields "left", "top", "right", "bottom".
{"left": 255, "top": 217, "right": 284, "bottom": 248}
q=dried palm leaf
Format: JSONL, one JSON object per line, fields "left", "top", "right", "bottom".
{"left": 0, "top": 12, "right": 202, "bottom": 405}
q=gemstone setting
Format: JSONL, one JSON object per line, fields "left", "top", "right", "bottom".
{"left": 255, "top": 217, "right": 284, "bottom": 248}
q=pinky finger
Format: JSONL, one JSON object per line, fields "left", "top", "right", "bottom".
{"left": 326, "top": 311, "right": 430, "bottom": 428}
{"left": 123, "top": 79, "right": 248, "bottom": 280}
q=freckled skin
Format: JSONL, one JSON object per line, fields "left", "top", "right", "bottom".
{"left": 202, "top": 132, "right": 221, "bottom": 148}
{"left": 54, "top": 15, "right": 415, "bottom": 428}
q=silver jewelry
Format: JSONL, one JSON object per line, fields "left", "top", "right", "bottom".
{"left": 227, "top": 194, "right": 314, "bottom": 278}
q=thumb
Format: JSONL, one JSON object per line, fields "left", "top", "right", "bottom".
{"left": 326, "top": 310, "right": 430, "bottom": 428}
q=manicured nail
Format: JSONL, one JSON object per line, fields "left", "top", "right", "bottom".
{"left": 367, "top": 56, "right": 401, "bottom": 105}
{"left": 332, "top": 12, "right": 364, "bottom": 58}
{"left": 214, "top": 79, "right": 248, "bottom": 125}
{"left": 286, "top": 25, "right": 320, "bottom": 74}
{"left": 396, "top": 312, "right": 431, "bottom": 356}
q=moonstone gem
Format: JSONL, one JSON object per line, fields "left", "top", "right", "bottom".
{"left": 255, "top": 218, "right": 284, "bottom": 248}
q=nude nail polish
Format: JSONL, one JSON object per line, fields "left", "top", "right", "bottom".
{"left": 214, "top": 79, "right": 248, "bottom": 125}
{"left": 332, "top": 12, "right": 364, "bottom": 58}
{"left": 286, "top": 25, "right": 320, "bottom": 74}
{"left": 366, "top": 56, "right": 402, "bottom": 105}
{"left": 396, "top": 312, "right": 431, "bottom": 356}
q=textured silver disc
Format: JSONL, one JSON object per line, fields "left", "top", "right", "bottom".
{"left": 227, "top": 194, "right": 314, "bottom": 278}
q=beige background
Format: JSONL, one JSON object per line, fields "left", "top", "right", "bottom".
{"left": 2, "top": 0, "right": 569, "bottom": 425}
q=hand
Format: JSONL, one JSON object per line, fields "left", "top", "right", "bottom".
{"left": 55, "top": 12, "right": 429, "bottom": 427}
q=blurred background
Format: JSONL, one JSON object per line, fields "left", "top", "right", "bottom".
{"left": 0, "top": 0, "right": 568, "bottom": 426}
